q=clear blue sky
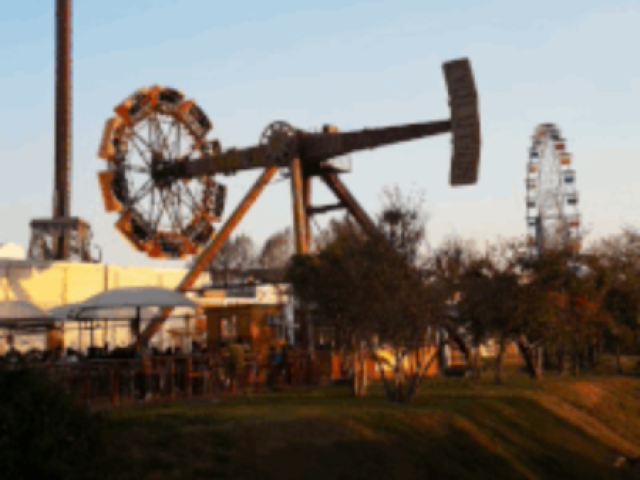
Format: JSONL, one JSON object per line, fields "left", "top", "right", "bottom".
{"left": 0, "top": 0, "right": 638, "bottom": 267}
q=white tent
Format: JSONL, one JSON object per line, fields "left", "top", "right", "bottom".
{"left": 55, "top": 287, "right": 199, "bottom": 353}
{"left": 72, "top": 287, "right": 197, "bottom": 314}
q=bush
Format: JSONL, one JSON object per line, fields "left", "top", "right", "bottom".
{"left": 0, "top": 365, "right": 107, "bottom": 480}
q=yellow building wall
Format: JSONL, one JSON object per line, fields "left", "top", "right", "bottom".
{"left": 0, "top": 260, "right": 207, "bottom": 309}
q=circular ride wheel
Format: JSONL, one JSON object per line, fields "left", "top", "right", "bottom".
{"left": 526, "top": 123, "right": 581, "bottom": 255}
{"left": 97, "top": 86, "right": 226, "bottom": 259}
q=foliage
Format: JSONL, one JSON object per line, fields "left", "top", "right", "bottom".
{"left": 0, "top": 366, "right": 107, "bottom": 480}
{"left": 375, "top": 185, "right": 428, "bottom": 265}
{"left": 288, "top": 187, "right": 440, "bottom": 402}
{"left": 209, "top": 233, "right": 256, "bottom": 271}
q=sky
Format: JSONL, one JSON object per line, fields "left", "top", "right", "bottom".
{"left": 0, "top": 0, "right": 638, "bottom": 268}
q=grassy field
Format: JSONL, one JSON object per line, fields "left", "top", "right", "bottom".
{"left": 104, "top": 364, "right": 640, "bottom": 480}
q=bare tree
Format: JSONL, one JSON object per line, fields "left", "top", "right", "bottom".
{"left": 376, "top": 185, "right": 428, "bottom": 266}
{"left": 258, "top": 227, "right": 294, "bottom": 269}
{"left": 186, "top": 233, "right": 256, "bottom": 284}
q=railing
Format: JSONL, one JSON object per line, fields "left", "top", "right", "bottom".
{"left": 3, "top": 350, "right": 337, "bottom": 408}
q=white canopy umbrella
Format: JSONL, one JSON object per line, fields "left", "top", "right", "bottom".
{"left": 68, "top": 287, "right": 199, "bottom": 346}
{"left": 72, "top": 287, "right": 197, "bottom": 313}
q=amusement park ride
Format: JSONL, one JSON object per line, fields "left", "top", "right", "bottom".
{"left": 526, "top": 123, "right": 581, "bottom": 255}
{"left": 93, "top": 58, "right": 481, "bottom": 344}
{"left": 23, "top": 1, "right": 480, "bottom": 345}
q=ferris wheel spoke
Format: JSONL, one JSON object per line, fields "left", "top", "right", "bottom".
{"left": 149, "top": 186, "right": 157, "bottom": 226}
{"left": 129, "top": 180, "right": 155, "bottom": 207}
{"left": 149, "top": 114, "right": 164, "bottom": 154}
{"left": 182, "top": 183, "right": 201, "bottom": 212}
{"left": 130, "top": 133, "right": 153, "bottom": 167}
{"left": 153, "top": 190, "right": 167, "bottom": 233}
{"left": 164, "top": 119, "right": 178, "bottom": 158}
{"left": 178, "top": 183, "right": 200, "bottom": 222}
{"left": 153, "top": 115, "right": 172, "bottom": 158}
{"left": 131, "top": 129, "right": 154, "bottom": 153}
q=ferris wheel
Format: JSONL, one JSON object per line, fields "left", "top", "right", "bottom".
{"left": 97, "top": 86, "right": 227, "bottom": 259}
{"left": 526, "top": 123, "right": 580, "bottom": 255}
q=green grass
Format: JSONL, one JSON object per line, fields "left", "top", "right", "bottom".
{"left": 102, "top": 368, "right": 640, "bottom": 480}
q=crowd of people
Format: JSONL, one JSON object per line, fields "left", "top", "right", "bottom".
{"left": 1, "top": 332, "right": 302, "bottom": 395}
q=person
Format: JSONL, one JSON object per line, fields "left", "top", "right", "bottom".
{"left": 267, "top": 345, "right": 280, "bottom": 391}
{"left": 281, "top": 343, "right": 292, "bottom": 386}
{"left": 6, "top": 344, "right": 20, "bottom": 364}
{"left": 228, "top": 337, "right": 246, "bottom": 395}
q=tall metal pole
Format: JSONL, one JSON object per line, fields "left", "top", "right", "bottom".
{"left": 302, "top": 175, "right": 312, "bottom": 251}
{"left": 54, "top": 0, "right": 72, "bottom": 259}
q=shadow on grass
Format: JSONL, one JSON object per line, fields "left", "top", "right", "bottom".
{"left": 103, "top": 384, "right": 640, "bottom": 480}
{"left": 413, "top": 394, "right": 636, "bottom": 480}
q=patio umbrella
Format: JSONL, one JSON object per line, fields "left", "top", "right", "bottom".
{"left": 69, "top": 287, "right": 198, "bottom": 343}
{"left": 72, "top": 287, "right": 196, "bottom": 312}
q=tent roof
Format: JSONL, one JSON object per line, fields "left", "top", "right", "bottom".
{"left": 74, "top": 287, "right": 197, "bottom": 313}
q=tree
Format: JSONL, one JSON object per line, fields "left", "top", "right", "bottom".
{"left": 288, "top": 187, "right": 442, "bottom": 402}
{"left": 457, "top": 240, "right": 525, "bottom": 382}
{"left": 187, "top": 233, "right": 256, "bottom": 284}
{"left": 422, "top": 236, "right": 480, "bottom": 373}
{"left": 521, "top": 245, "right": 612, "bottom": 376}
{"left": 592, "top": 227, "right": 640, "bottom": 372}
{"left": 258, "top": 227, "right": 294, "bottom": 269}
{"left": 287, "top": 219, "right": 373, "bottom": 397}
{"left": 376, "top": 185, "right": 428, "bottom": 265}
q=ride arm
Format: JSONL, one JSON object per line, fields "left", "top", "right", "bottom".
{"left": 174, "top": 119, "right": 452, "bottom": 179}
{"left": 298, "top": 119, "right": 451, "bottom": 163}
{"left": 180, "top": 145, "right": 273, "bottom": 177}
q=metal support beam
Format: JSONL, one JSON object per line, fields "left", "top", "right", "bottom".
{"left": 302, "top": 175, "right": 312, "bottom": 251}
{"left": 320, "top": 172, "right": 381, "bottom": 241}
{"left": 139, "top": 167, "right": 278, "bottom": 344}
{"left": 306, "top": 203, "right": 345, "bottom": 216}
{"left": 290, "top": 158, "right": 309, "bottom": 255}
